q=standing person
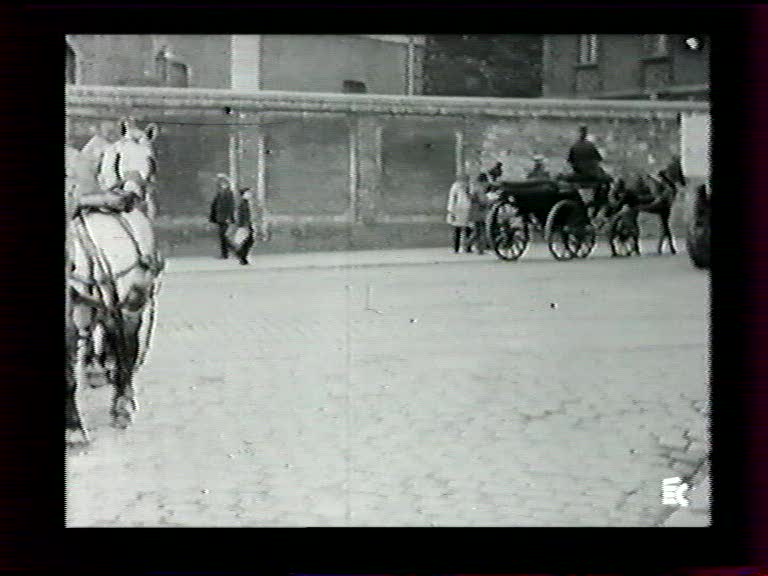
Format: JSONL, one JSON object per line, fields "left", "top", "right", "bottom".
{"left": 80, "top": 120, "right": 116, "bottom": 190}
{"left": 487, "top": 161, "right": 503, "bottom": 183}
{"left": 446, "top": 174, "right": 473, "bottom": 253}
{"left": 208, "top": 174, "right": 236, "bottom": 259}
{"left": 234, "top": 187, "right": 255, "bottom": 266}
{"left": 467, "top": 173, "right": 491, "bottom": 254}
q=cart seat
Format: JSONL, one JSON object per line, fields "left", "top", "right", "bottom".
{"left": 497, "top": 179, "right": 560, "bottom": 194}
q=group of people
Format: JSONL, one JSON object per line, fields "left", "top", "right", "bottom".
{"left": 446, "top": 162, "right": 502, "bottom": 254}
{"left": 446, "top": 125, "right": 610, "bottom": 253}
{"left": 208, "top": 174, "right": 256, "bottom": 265}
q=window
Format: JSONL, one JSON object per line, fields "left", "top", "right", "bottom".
{"left": 342, "top": 80, "right": 367, "bottom": 94}
{"left": 578, "top": 34, "right": 598, "bottom": 64}
{"left": 643, "top": 34, "right": 669, "bottom": 57}
{"left": 155, "top": 49, "right": 168, "bottom": 81}
{"left": 66, "top": 43, "right": 76, "bottom": 84}
{"left": 155, "top": 47, "right": 189, "bottom": 87}
{"left": 167, "top": 61, "right": 189, "bottom": 87}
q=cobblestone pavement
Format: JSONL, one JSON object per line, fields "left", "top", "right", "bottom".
{"left": 66, "top": 248, "right": 710, "bottom": 527}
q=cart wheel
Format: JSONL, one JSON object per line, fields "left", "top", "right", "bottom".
{"left": 686, "top": 224, "right": 710, "bottom": 269}
{"left": 545, "top": 199, "right": 579, "bottom": 261}
{"left": 494, "top": 223, "right": 530, "bottom": 261}
{"left": 488, "top": 201, "right": 529, "bottom": 261}
{"left": 686, "top": 186, "right": 710, "bottom": 269}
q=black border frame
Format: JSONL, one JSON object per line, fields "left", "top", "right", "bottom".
{"left": 0, "top": 3, "right": 763, "bottom": 573}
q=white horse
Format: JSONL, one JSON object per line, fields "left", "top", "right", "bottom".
{"left": 99, "top": 117, "right": 159, "bottom": 219}
{"left": 66, "top": 118, "right": 164, "bottom": 444}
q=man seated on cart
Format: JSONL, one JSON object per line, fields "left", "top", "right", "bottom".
{"left": 527, "top": 155, "right": 552, "bottom": 180}
{"left": 563, "top": 125, "right": 613, "bottom": 223}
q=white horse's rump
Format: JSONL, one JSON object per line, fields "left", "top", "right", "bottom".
{"left": 66, "top": 118, "right": 163, "bottom": 440}
{"left": 68, "top": 206, "right": 163, "bottom": 435}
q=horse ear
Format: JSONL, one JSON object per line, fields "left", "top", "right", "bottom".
{"left": 145, "top": 123, "right": 159, "bottom": 141}
{"left": 118, "top": 117, "right": 131, "bottom": 138}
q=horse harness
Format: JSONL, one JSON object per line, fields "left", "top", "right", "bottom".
{"left": 68, "top": 207, "right": 164, "bottom": 314}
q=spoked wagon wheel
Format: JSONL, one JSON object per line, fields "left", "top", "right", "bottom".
{"left": 544, "top": 199, "right": 580, "bottom": 261}
{"left": 488, "top": 200, "right": 530, "bottom": 261}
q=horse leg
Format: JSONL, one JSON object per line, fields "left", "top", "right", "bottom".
{"left": 109, "top": 314, "right": 142, "bottom": 429}
{"left": 66, "top": 328, "right": 90, "bottom": 445}
{"left": 662, "top": 208, "right": 676, "bottom": 254}
{"left": 656, "top": 212, "right": 664, "bottom": 254}
{"left": 67, "top": 304, "right": 95, "bottom": 443}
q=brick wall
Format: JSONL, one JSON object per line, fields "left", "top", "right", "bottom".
{"left": 260, "top": 35, "right": 409, "bottom": 95}
{"left": 68, "top": 35, "right": 421, "bottom": 95}
{"left": 543, "top": 34, "right": 709, "bottom": 98}
{"left": 66, "top": 86, "right": 708, "bottom": 255}
{"left": 67, "top": 35, "right": 231, "bottom": 88}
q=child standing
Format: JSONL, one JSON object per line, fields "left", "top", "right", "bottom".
{"left": 446, "top": 174, "right": 473, "bottom": 253}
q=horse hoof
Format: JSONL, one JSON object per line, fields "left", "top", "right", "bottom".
{"left": 87, "top": 371, "right": 110, "bottom": 388}
{"left": 66, "top": 427, "right": 89, "bottom": 447}
{"left": 111, "top": 415, "right": 131, "bottom": 429}
{"left": 110, "top": 397, "right": 136, "bottom": 429}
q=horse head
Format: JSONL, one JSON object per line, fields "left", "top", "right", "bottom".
{"left": 660, "top": 155, "right": 686, "bottom": 188}
{"left": 99, "top": 117, "right": 159, "bottom": 194}
{"left": 97, "top": 118, "right": 160, "bottom": 218}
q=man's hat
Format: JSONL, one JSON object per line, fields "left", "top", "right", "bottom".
{"left": 533, "top": 154, "right": 545, "bottom": 162}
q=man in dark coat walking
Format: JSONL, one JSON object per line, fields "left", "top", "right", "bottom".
{"left": 208, "top": 174, "right": 235, "bottom": 259}
{"left": 234, "top": 188, "right": 256, "bottom": 265}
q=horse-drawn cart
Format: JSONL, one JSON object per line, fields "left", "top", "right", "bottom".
{"left": 486, "top": 178, "right": 610, "bottom": 261}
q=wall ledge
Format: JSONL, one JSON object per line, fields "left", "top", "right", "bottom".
{"left": 67, "top": 85, "right": 709, "bottom": 120}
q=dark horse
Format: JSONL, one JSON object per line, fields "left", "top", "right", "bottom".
{"left": 609, "top": 156, "right": 686, "bottom": 255}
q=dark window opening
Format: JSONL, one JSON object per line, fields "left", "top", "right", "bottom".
{"left": 156, "top": 48, "right": 189, "bottom": 87}
{"left": 342, "top": 80, "right": 367, "bottom": 94}
{"left": 642, "top": 34, "right": 669, "bottom": 57}
{"left": 168, "top": 61, "right": 189, "bottom": 87}
{"left": 66, "top": 43, "right": 76, "bottom": 84}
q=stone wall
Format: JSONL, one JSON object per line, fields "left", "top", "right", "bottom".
{"left": 66, "top": 86, "right": 709, "bottom": 256}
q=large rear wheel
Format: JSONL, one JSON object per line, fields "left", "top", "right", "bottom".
{"left": 686, "top": 185, "right": 710, "bottom": 269}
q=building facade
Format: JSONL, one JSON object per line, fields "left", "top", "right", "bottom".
{"left": 65, "top": 34, "right": 425, "bottom": 95}
{"left": 542, "top": 34, "right": 709, "bottom": 101}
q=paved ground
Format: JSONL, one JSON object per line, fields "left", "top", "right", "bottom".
{"left": 66, "top": 241, "right": 710, "bottom": 527}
